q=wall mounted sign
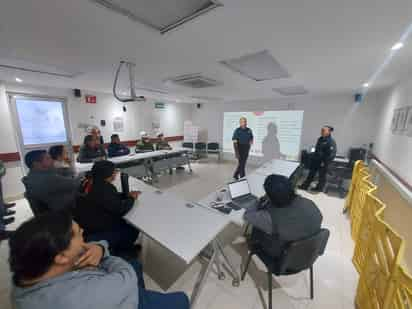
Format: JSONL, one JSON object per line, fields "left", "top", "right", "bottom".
{"left": 113, "top": 117, "right": 124, "bottom": 132}
{"left": 154, "top": 102, "right": 165, "bottom": 109}
{"left": 392, "top": 106, "right": 412, "bottom": 137}
{"left": 85, "top": 95, "right": 97, "bottom": 104}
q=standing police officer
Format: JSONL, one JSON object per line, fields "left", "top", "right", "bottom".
{"left": 232, "top": 117, "right": 254, "bottom": 180}
{"left": 299, "top": 126, "right": 337, "bottom": 192}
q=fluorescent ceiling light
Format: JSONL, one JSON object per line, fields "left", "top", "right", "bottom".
{"left": 273, "top": 86, "right": 308, "bottom": 96}
{"left": 363, "top": 83, "right": 369, "bottom": 88}
{"left": 391, "top": 42, "right": 404, "bottom": 51}
{"left": 15, "top": 77, "right": 23, "bottom": 83}
{"left": 0, "top": 58, "right": 82, "bottom": 78}
{"left": 90, "top": 0, "right": 222, "bottom": 34}
{"left": 220, "top": 50, "right": 290, "bottom": 81}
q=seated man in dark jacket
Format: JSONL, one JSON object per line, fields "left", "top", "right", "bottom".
{"left": 9, "top": 211, "right": 190, "bottom": 309}
{"left": 244, "top": 174, "right": 323, "bottom": 257}
{"left": 155, "top": 132, "right": 172, "bottom": 151}
{"left": 77, "top": 135, "right": 107, "bottom": 163}
{"left": 135, "top": 132, "right": 154, "bottom": 153}
{"left": 22, "top": 150, "right": 83, "bottom": 212}
{"left": 108, "top": 134, "right": 130, "bottom": 158}
{"left": 75, "top": 160, "right": 140, "bottom": 256}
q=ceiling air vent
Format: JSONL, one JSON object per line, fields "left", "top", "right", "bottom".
{"left": 90, "top": 0, "right": 222, "bottom": 34}
{"left": 273, "top": 86, "right": 308, "bottom": 96}
{"left": 220, "top": 50, "right": 290, "bottom": 81}
{"left": 167, "top": 73, "right": 222, "bottom": 88}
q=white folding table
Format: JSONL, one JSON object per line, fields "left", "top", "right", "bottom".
{"left": 75, "top": 148, "right": 192, "bottom": 177}
{"left": 198, "top": 159, "right": 301, "bottom": 227}
{"left": 253, "top": 159, "right": 301, "bottom": 177}
{"left": 122, "top": 177, "right": 240, "bottom": 308}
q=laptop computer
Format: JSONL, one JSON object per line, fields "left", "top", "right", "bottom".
{"left": 227, "top": 179, "right": 258, "bottom": 209}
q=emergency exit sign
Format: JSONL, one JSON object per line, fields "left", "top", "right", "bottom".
{"left": 85, "top": 95, "right": 97, "bottom": 104}
{"left": 154, "top": 102, "right": 165, "bottom": 109}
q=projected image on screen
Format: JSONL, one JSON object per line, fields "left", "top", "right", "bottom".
{"left": 223, "top": 111, "right": 304, "bottom": 161}
{"left": 16, "top": 99, "right": 68, "bottom": 145}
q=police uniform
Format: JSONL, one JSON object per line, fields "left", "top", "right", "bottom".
{"left": 301, "top": 135, "right": 337, "bottom": 190}
{"left": 232, "top": 126, "right": 254, "bottom": 179}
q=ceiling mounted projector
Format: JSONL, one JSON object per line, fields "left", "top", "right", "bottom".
{"left": 113, "top": 61, "right": 146, "bottom": 102}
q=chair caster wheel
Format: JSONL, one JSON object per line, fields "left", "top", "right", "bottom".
{"left": 218, "top": 272, "right": 226, "bottom": 280}
{"left": 232, "top": 279, "right": 240, "bottom": 287}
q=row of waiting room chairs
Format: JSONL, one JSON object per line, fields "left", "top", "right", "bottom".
{"left": 182, "top": 142, "right": 221, "bottom": 159}
{"left": 345, "top": 160, "right": 412, "bottom": 309}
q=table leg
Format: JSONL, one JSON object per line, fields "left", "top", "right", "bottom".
{"left": 214, "top": 252, "right": 226, "bottom": 280}
{"left": 186, "top": 156, "right": 193, "bottom": 173}
{"left": 216, "top": 239, "right": 240, "bottom": 287}
{"left": 190, "top": 241, "right": 218, "bottom": 308}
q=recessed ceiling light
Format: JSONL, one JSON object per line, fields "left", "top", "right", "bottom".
{"left": 15, "top": 77, "right": 23, "bottom": 83}
{"left": 363, "top": 83, "right": 369, "bottom": 88}
{"left": 391, "top": 42, "right": 404, "bottom": 51}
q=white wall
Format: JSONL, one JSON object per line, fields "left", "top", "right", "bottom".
{"left": 0, "top": 83, "right": 25, "bottom": 198}
{"left": 0, "top": 81, "right": 193, "bottom": 198}
{"left": 371, "top": 80, "right": 412, "bottom": 186}
{"left": 192, "top": 93, "right": 380, "bottom": 157}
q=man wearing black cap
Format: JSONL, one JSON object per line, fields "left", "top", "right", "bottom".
{"left": 299, "top": 126, "right": 337, "bottom": 192}
{"left": 74, "top": 160, "right": 141, "bottom": 257}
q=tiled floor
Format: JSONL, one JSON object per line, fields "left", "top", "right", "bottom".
{"left": 0, "top": 159, "right": 357, "bottom": 309}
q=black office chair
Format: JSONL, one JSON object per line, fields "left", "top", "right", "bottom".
{"left": 195, "top": 142, "right": 207, "bottom": 154}
{"left": 21, "top": 177, "right": 50, "bottom": 216}
{"left": 241, "top": 228, "right": 330, "bottom": 309}
{"left": 348, "top": 148, "right": 366, "bottom": 169}
{"left": 182, "top": 142, "right": 194, "bottom": 150}
{"left": 23, "top": 192, "right": 50, "bottom": 216}
{"left": 207, "top": 142, "right": 219, "bottom": 152}
{"left": 207, "top": 142, "right": 221, "bottom": 160}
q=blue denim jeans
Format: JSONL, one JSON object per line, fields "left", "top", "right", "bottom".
{"left": 127, "top": 259, "right": 189, "bottom": 309}
{"left": 85, "top": 222, "right": 139, "bottom": 255}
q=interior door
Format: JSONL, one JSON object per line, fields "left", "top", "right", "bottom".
{"left": 9, "top": 94, "right": 73, "bottom": 173}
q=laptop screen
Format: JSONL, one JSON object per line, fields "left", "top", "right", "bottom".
{"left": 228, "top": 179, "right": 251, "bottom": 199}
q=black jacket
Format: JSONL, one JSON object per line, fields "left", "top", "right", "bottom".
{"left": 246, "top": 196, "right": 323, "bottom": 258}
{"left": 314, "top": 135, "right": 337, "bottom": 163}
{"left": 108, "top": 143, "right": 130, "bottom": 157}
{"left": 77, "top": 145, "right": 107, "bottom": 163}
{"left": 74, "top": 180, "right": 134, "bottom": 233}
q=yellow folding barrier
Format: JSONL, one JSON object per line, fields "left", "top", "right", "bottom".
{"left": 352, "top": 192, "right": 384, "bottom": 274}
{"left": 350, "top": 175, "right": 376, "bottom": 241}
{"left": 384, "top": 266, "right": 412, "bottom": 309}
{"left": 344, "top": 160, "right": 365, "bottom": 213}
{"left": 355, "top": 207, "right": 405, "bottom": 309}
{"left": 349, "top": 167, "right": 370, "bottom": 225}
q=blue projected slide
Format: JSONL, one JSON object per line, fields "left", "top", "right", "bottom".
{"left": 16, "top": 99, "right": 68, "bottom": 145}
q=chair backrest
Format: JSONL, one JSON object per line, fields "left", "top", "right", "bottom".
{"left": 23, "top": 192, "right": 50, "bottom": 216}
{"left": 278, "top": 228, "right": 330, "bottom": 274}
{"left": 207, "top": 142, "right": 219, "bottom": 151}
{"left": 195, "top": 142, "right": 206, "bottom": 150}
{"left": 21, "top": 176, "right": 50, "bottom": 216}
{"left": 348, "top": 148, "right": 366, "bottom": 166}
{"left": 182, "top": 142, "right": 194, "bottom": 149}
